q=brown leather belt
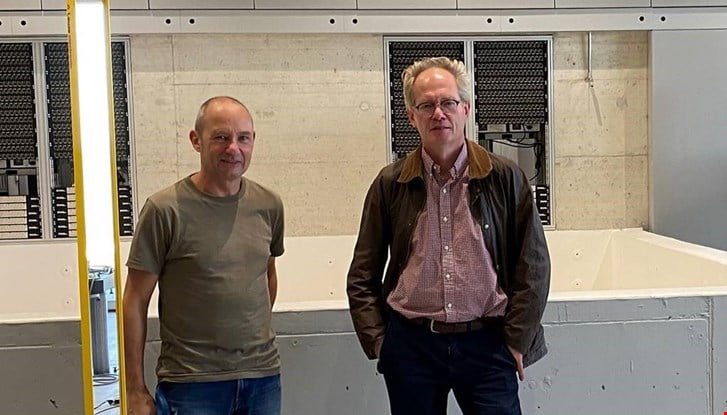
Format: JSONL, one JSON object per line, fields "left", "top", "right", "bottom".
{"left": 407, "top": 316, "right": 503, "bottom": 334}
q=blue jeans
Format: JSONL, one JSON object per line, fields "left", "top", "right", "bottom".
{"left": 379, "top": 312, "right": 521, "bottom": 415}
{"left": 155, "top": 374, "right": 281, "bottom": 415}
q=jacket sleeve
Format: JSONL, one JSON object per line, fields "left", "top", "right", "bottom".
{"left": 504, "top": 168, "right": 551, "bottom": 355}
{"left": 346, "top": 174, "right": 390, "bottom": 360}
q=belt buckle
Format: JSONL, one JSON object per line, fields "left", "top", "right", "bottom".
{"left": 429, "top": 319, "right": 440, "bottom": 333}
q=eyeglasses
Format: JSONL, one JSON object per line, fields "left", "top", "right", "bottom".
{"left": 413, "top": 99, "right": 461, "bottom": 116}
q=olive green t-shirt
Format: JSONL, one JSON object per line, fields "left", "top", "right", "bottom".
{"left": 126, "top": 175, "right": 284, "bottom": 383}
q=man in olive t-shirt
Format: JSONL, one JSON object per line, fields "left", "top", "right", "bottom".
{"left": 123, "top": 96, "right": 285, "bottom": 415}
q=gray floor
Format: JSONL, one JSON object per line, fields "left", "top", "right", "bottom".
{"left": 93, "top": 310, "right": 120, "bottom": 415}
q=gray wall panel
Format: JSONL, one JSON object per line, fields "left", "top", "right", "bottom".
{"left": 653, "top": 0, "right": 727, "bottom": 5}
{"left": 0, "top": 320, "right": 79, "bottom": 346}
{"left": 555, "top": 0, "right": 649, "bottom": 7}
{"left": 277, "top": 333, "right": 390, "bottom": 415}
{"left": 712, "top": 296, "right": 727, "bottom": 415}
{"left": 543, "top": 296, "right": 711, "bottom": 323}
{"left": 2, "top": 296, "right": 724, "bottom": 414}
{"left": 0, "top": 346, "right": 83, "bottom": 415}
{"left": 522, "top": 319, "right": 710, "bottom": 414}
{"left": 650, "top": 30, "right": 727, "bottom": 251}
{"left": 273, "top": 310, "right": 354, "bottom": 335}
{"left": 457, "top": 0, "right": 554, "bottom": 8}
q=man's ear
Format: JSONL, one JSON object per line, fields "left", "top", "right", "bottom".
{"left": 189, "top": 129, "right": 201, "bottom": 152}
{"left": 406, "top": 108, "right": 416, "bottom": 128}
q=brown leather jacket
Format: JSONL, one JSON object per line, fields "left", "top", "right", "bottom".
{"left": 347, "top": 140, "right": 551, "bottom": 367}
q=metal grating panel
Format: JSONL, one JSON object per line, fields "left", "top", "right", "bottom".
{"left": 0, "top": 43, "right": 43, "bottom": 239}
{"left": 0, "top": 43, "right": 37, "bottom": 161}
{"left": 43, "top": 41, "right": 134, "bottom": 238}
{"left": 388, "top": 41, "right": 465, "bottom": 160}
{"left": 474, "top": 40, "right": 551, "bottom": 226}
{"left": 111, "top": 42, "right": 134, "bottom": 236}
{"left": 473, "top": 41, "right": 548, "bottom": 125}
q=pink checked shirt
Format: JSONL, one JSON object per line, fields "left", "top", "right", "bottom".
{"left": 387, "top": 144, "right": 508, "bottom": 322}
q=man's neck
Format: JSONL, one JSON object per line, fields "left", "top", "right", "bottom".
{"left": 191, "top": 172, "right": 241, "bottom": 197}
{"left": 425, "top": 141, "right": 465, "bottom": 173}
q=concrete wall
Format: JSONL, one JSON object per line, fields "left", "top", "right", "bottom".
{"left": 129, "top": 31, "right": 649, "bottom": 235}
{"left": 3, "top": 296, "right": 725, "bottom": 415}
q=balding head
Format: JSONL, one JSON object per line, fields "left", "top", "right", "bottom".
{"left": 194, "top": 96, "right": 253, "bottom": 134}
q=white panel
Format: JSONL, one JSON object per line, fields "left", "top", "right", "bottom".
{"left": 0, "top": 0, "right": 40, "bottom": 10}
{"left": 41, "top": 0, "right": 65, "bottom": 9}
{"left": 110, "top": 0, "right": 149, "bottom": 9}
{"left": 500, "top": 9, "right": 652, "bottom": 32}
{"left": 0, "top": 16, "right": 10, "bottom": 34}
{"left": 343, "top": 12, "right": 500, "bottom": 32}
{"left": 11, "top": 15, "right": 66, "bottom": 35}
{"left": 652, "top": 8, "right": 727, "bottom": 29}
{"left": 110, "top": 11, "right": 181, "bottom": 34}
{"left": 556, "top": 0, "right": 649, "bottom": 7}
{"left": 653, "top": 0, "right": 727, "bottom": 5}
{"left": 458, "top": 0, "right": 553, "bottom": 8}
{"left": 358, "top": 0, "right": 456, "bottom": 10}
{"left": 179, "top": 10, "right": 344, "bottom": 32}
{"left": 150, "top": 0, "right": 254, "bottom": 8}
{"left": 254, "top": 0, "right": 355, "bottom": 9}
{"left": 42, "top": 0, "right": 148, "bottom": 9}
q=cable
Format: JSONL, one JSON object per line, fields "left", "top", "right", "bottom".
{"left": 94, "top": 399, "right": 120, "bottom": 414}
{"left": 93, "top": 373, "right": 119, "bottom": 387}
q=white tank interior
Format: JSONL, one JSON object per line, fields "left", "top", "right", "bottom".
{"left": 1, "top": 228, "right": 726, "bottom": 322}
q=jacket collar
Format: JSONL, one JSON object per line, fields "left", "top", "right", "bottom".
{"left": 397, "top": 139, "right": 493, "bottom": 183}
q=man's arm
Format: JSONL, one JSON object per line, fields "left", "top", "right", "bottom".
{"left": 504, "top": 168, "right": 551, "bottom": 368}
{"left": 123, "top": 267, "right": 159, "bottom": 414}
{"left": 347, "top": 175, "right": 390, "bottom": 359}
{"left": 267, "top": 256, "right": 278, "bottom": 308}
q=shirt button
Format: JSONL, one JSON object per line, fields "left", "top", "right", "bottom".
{"left": 445, "top": 273, "right": 451, "bottom": 279}
{"left": 442, "top": 188, "right": 447, "bottom": 194}
{"left": 447, "top": 303, "right": 452, "bottom": 309}
{"left": 444, "top": 245, "right": 449, "bottom": 251}
{"left": 484, "top": 223, "right": 490, "bottom": 229}
{"left": 442, "top": 216, "right": 448, "bottom": 222}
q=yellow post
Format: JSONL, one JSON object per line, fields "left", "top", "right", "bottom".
{"left": 66, "top": 1, "right": 123, "bottom": 413}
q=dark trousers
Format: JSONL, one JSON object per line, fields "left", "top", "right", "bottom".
{"left": 379, "top": 312, "right": 521, "bottom": 415}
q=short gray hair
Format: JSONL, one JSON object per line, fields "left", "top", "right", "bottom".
{"left": 402, "top": 57, "right": 471, "bottom": 109}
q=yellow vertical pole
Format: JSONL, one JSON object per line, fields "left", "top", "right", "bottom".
{"left": 66, "top": 1, "right": 121, "bottom": 414}
{"left": 103, "top": 11, "right": 129, "bottom": 415}
{"left": 65, "top": 1, "right": 94, "bottom": 412}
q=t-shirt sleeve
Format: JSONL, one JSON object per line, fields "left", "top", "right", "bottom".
{"left": 126, "top": 199, "right": 171, "bottom": 276}
{"left": 270, "top": 196, "right": 285, "bottom": 257}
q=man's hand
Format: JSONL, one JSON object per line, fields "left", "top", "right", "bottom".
{"left": 507, "top": 345, "right": 525, "bottom": 381}
{"left": 127, "top": 389, "right": 155, "bottom": 415}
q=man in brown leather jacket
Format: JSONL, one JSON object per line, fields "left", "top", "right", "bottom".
{"left": 347, "top": 57, "right": 550, "bottom": 415}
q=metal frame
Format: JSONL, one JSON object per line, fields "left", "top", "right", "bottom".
{"left": 384, "top": 35, "right": 555, "bottom": 229}
{"left": 120, "top": 38, "right": 139, "bottom": 233}
{"left": 3, "top": 7, "right": 727, "bottom": 35}
{"left": 33, "top": 41, "right": 53, "bottom": 239}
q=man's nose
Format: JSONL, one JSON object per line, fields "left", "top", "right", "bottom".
{"left": 431, "top": 105, "right": 447, "bottom": 119}
{"left": 225, "top": 140, "right": 241, "bottom": 153}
